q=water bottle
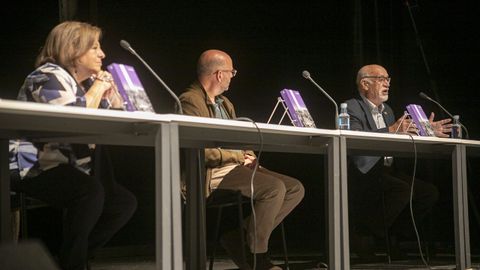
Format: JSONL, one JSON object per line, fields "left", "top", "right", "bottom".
{"left": 451, "top": 115, "right": 462, "bottom": 138}
{"left": 338, "top": 103, "right": 350, "bottom": 130}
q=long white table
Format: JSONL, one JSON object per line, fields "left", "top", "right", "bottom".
{"left": 1, "top": 98, "right": 477, "bottom": 270}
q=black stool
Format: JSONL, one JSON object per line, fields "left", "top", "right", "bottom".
{"left": 19, "top": 192, "right": 51, "bottom": 239}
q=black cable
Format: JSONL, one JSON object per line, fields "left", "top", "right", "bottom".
{"left": 235, "top": 117, "right": 264, "bottom": 270}
{"left": 405, "top": 133, "right": 432, "bottom": 269}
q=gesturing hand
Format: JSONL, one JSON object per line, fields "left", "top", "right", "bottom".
{"left": 429, "top": 112, "right": 452, "bottom": 138}
{"left": 390, "top": 115, "right": 418, "bottom": 135}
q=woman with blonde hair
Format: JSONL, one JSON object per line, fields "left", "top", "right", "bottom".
{"left": 12, "top": 21, "right": 137, "bottom": 270}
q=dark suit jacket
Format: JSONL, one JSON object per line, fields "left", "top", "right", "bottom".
{"left": 345, "top": 95, "right": 396, "bottom": 174}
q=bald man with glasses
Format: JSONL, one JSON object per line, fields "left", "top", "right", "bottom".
{"left": 344, "top": 64, "right": 451, "bottom": 261}
{"left": 179, "top": 49, "right": 305, "bottom": 270}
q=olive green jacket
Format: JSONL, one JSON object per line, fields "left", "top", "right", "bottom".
{"left": 179, "top": 81, "right": 255, "bottom": 196}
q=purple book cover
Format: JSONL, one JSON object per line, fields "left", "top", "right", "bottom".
{"left": 406, "top": 104, "right": 434, "bottom": 136}
{"left": 280, "top": 89, "right": 316, "bottom": 128}
{"left": 107, "top": 63, "right": 155, "bottom": 112}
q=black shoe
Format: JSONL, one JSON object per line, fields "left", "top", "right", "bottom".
{"left": 248, "top": 252, "right": 282, "bottom": 270}
{"left": 350, "top": 232, "right": 377, "bottom": 263}
{"left": 388, "top": 236, "right": 408, "bottom": 261}
{"left": 220, "top": 229, "right": 251, "bottom": 270}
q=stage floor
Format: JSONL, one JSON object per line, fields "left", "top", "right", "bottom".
{"left": 89, "top": 252, "right": 478, "bottom": 270}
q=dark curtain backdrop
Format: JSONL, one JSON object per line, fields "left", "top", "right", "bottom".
{"left": 2, "top": 0, "right": 480, "bottom": 257}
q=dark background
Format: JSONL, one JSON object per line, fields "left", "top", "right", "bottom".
{"left": 2, "top": 0, "right": 480, "bottom": 261}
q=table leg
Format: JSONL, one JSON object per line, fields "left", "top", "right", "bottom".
{"left": 452, "top": 144, "right": 470, "bottom": 269}
{"left": 155, "top": 124, "right": 183, "bottom": 269}
{"left": 185, "top": 148, "right": 206, "bottom": 270}
{"left": 0, "top": 139, "right": 12, "bottom": 242}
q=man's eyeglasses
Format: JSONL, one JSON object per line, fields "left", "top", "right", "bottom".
{"left": 214, "top": 69, "right": 237, "bottom": 77}
{"left": 362, "top": 76, "right": 391, "bottom": 83}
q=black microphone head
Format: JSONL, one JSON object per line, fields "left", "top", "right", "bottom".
{"left": 419, "top": 92, "right": 430, "bottom": 100}
{"left": 302, "top": 70, "right": 311, "bottom": 79}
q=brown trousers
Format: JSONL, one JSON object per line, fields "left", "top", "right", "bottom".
{"left": 217, "top": 166, "right": 305, "bottom": 253}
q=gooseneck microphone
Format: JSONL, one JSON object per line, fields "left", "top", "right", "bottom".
{"left": 419, "top": 92, "right": 453, "bottom": 118}
{"left": 302, "top": 70, "right": 339, "bottom": 129}
{"left": 419, "top": 91, "right": 469, "bottom": 138}
{"left": 120, "top": 40, "right": 183, "bottom": 114}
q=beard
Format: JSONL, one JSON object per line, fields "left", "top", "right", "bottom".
{"left": 377, "top": 90, "right": 389, "bottom": 103}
